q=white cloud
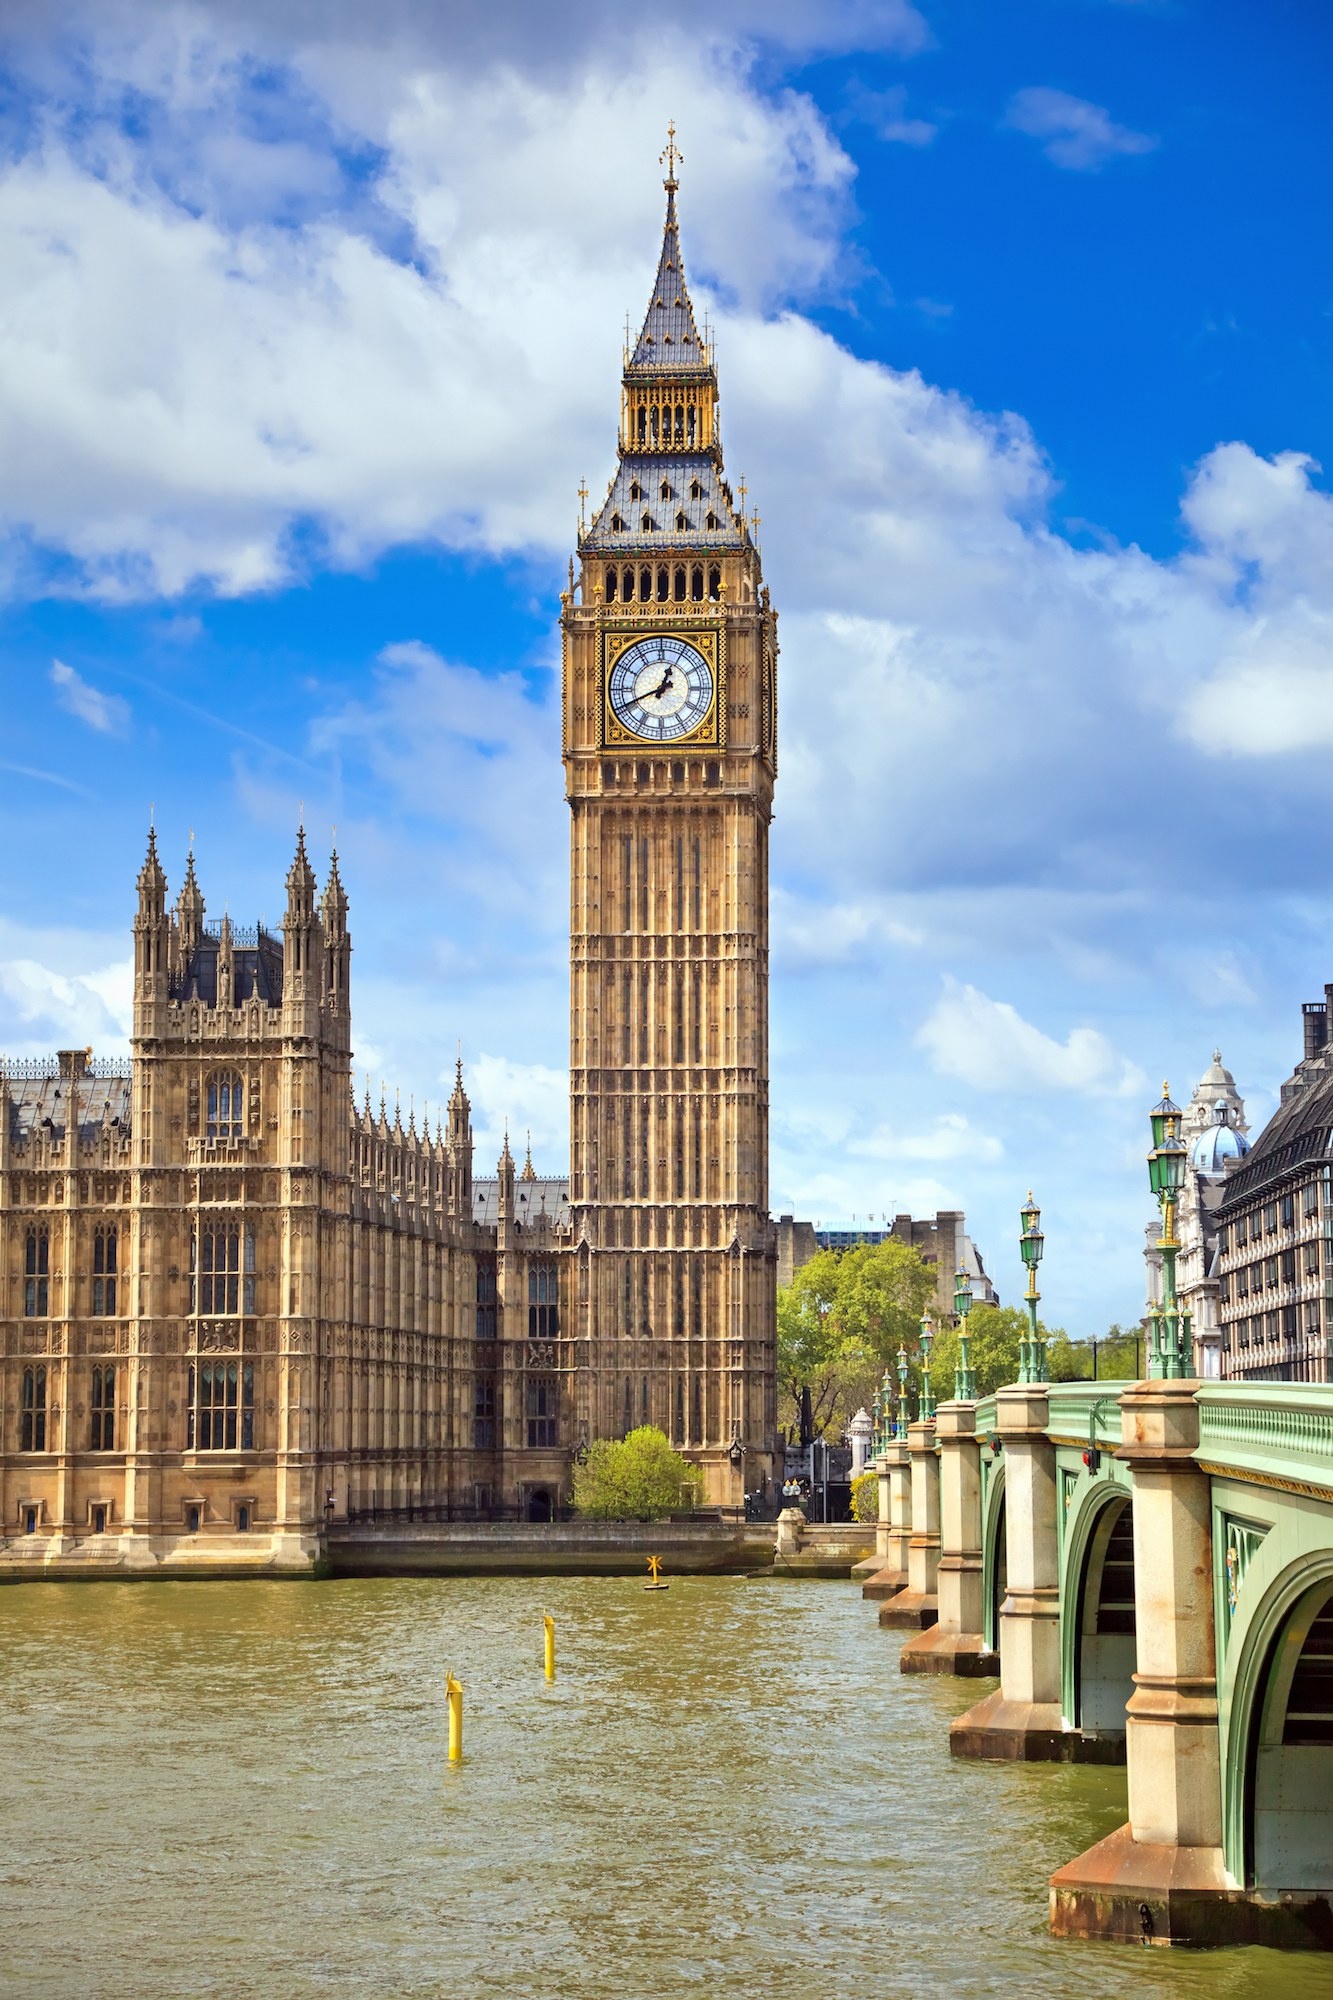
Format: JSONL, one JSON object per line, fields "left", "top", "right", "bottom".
{"left": 1004, "top": 87, "right": 1157, "bottom": 171}
{"left": 0, "top": 919, "right": 132, "bottom": 1058}
{"left": 467, "top": 1053, "right": 569, "bottom": 1174}
{"left": 917, "top": 977, "right": 1144, "bottom": 1097}
{"left": 850, "top": 1112, "right": 1003, "bottom": 1163}
{"left": 847, "top": 83, "right": 938, "bottom": 147}
{"left": 49, "top": 658, "right": 130, "bottom": 733}
{"left": 0, "top": 45, "right": 858, "bottom": 598}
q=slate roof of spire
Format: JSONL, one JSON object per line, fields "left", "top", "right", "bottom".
{"left": 628, "top": 185, "right": 711, "bottom": 377}
{"left": 584, "top": 455, "right": 746, "bottom": 553}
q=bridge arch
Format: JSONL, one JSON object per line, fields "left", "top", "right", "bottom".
{"left": 1223, "top": 1547, "right": 1333, "bottom": 1890}
{"left": 1061, "top": 1479, "right": 1136, "bottom": 1741}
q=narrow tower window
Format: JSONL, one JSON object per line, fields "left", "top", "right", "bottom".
{"left": 90, "top": 1364, "right": 116, "bottom": 1451}
{"left": 708, "top": 564, "right": 721, "bottom": 599}
{"left": 24, "top": 1228, "right": 49, "bottom": 1318}
{"left": 656, "top": 566, "right": 669, "bottom": 604}
{"left": 623, "top": 565, "right": 635, "bottom": 602}
{"left": 673, "top": 565, "right": 686, "bottom": 600}
{"left": 21, "top": 1365, "right": 47, "bottom": 1451}
{"left": 606, "top": 566, "right": 618, "bottom": 603}
{"left": 691, "top": 564, "right": 703, "bottom": 601}
{"left": 92, "top": 1224, "right": 117, "bottom": 1316}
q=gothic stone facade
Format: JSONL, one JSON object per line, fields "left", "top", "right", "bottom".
{"left": 0, "top": 163, "right": 782, "bottom": 1565}
{"left": 0, "top": 836, "right": 569, "bottom": 1572}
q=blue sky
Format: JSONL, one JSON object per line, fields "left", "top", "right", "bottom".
{"left": 0, "top": 0, "right": 1330, "bottom": 1335}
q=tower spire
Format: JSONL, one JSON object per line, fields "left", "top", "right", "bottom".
{"left": 626, "top": 134, "right": 708, "bottom": 378}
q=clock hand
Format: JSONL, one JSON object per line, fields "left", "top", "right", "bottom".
{"left": 647, "top": 668, "right": 674, "bottom": 702}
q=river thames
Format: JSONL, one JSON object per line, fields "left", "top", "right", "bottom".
{"left": 1, "top": 1574, "right": 1328, "bottom": 1998}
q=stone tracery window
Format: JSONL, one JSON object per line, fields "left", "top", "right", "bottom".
{"left": 191, "top": 1221, "right": 255, "bottom": 1314}
{"left": 92, "top": 1224, "right": 118, "bottom": 1316}
{"left": 89, "top": 1364, "right": 116, "bottom": 1451}
{"left": 525, "top": 1376, "right": 558, "bottom": 1448}
{"left": 206, "top": 1070, "right": 244, "bottom": 1142}
{"left": 187, "top": 1359, "right": 254, "bottom": 1451}
{"left": 21, "top": 1365, "right": 47, "bottom": 1451}
{"left": 24, "top": 1228, "right": 49, "bottom": 1318}
{"left": 528, "top": 1262, "right": 559, "bottom": 1340}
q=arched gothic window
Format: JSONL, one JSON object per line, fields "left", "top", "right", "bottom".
{"left": 528, "top": 1262, "right": 559, "bottom": 1340}
{"left": 206, "top": 1071, "right": 244, "bottom": 1142}
{"left": 605, "top": 567, "right": 618, "bottom": 603}
{"left": 92, "top": 1224, "right": 117, "bottom": 1316}
{"left": 187, "top": 1360, "right": 255, "bottom": 1451}
{"left": 708, "top": 565, "right": 722, "bottom": 601}
{"left": 21, "top": 1365, "right": 47, "bottom": 1451}
{"left": 691, "top": 565, "right": 704, "bottom": 602}
{"left": 24, "top": 1228, "right": 48, "bottom": 1318}
{"left": 191, "top": 1221, "right": 255, "bottom": 1315}
{"left": 90, "top": 1365, "right": 116, "bottom": 1450}
{"left": 673, "top": 566, "right": 687, "bottom": 602}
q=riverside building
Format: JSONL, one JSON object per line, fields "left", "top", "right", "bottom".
{"left": 0, "top": 145, "right": 777, "bottom": 1572}
{"left": 1216, "top": 990, "right": 1333, "bottom": 1383}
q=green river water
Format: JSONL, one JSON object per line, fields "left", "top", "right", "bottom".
{"left": 2, "top": 1574, "right": 1331, "bottom": 1999}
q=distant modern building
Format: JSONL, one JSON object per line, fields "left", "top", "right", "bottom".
{"left": 1144, "top": 1051, "right": 1250, "bottom": 1380}
{"left": 775, "top": 1208, "right": 998, "bottom": 1320}
{"left": 1214, "top": 990, "right": 1333, "bottom": 1384}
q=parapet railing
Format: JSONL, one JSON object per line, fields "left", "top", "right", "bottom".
{"left": 1195, "top": 1380, "right": 1333, "bottom": 1493}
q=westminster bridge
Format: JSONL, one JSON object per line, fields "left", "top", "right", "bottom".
{"left": 865, "top": 1376, "right": 1333, "bottom": 1951}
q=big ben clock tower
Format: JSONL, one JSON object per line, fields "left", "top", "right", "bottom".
{"left": 563, "top": 133, "right": 778, "bottom": 1501}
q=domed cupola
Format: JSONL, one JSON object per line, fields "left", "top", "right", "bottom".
{"left": 1190, "top": 1098, "right": 1251, "bottom": 1179}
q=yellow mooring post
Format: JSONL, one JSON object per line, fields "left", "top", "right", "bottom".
{"left": 543, "top": 1614, "right": 556, "bottom": 1682}
{"left": 446, "top": 1674, "right": 463, "bottom": 1762}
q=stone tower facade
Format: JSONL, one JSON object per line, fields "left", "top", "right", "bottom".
{"left": 563, "top": 151, "right": 779, "bottom": 1500}
{"left": 1, "top": 833, "right": 572, "bottom": 1574}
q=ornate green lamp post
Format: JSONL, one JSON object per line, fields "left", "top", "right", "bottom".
{"left": 953, "top": 1265, "right": 977, "bottom": 1401}
{"left": 871, "top": 1382, "right": 884, "bottom": 1454}
{"left": 880, "top": 1368, "right": 895, "bottom": 1450}
{"left": 1019, "top": 1192, "right": 1046, "bottom": 1383}
{"left": 896, "top": 1343, "right": 910, "bottom": 1437}
{"left": 1147, "top": 1085, "right": 1190, "bottom": 1379}
{"left": 919, "top": 1310, "right": 936, "bottom": 1420}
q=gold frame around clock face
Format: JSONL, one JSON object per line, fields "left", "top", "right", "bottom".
{"left": 602, "top": 625, "right": 724, "bottom": 750}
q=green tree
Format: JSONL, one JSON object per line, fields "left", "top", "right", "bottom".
{"left": 1048, "top": 1321, "right": 1146, "bottom": 1382}
{"left": 571, "top": 1426, "right": 702, "bottom": 1520}
{"left": 926, "top": 1303, "right": 1066, "bottom": 1401}
{"left": 850, "top": 1469, "right": 879, "bottom": 1525}
{"left": 776, "top": 1238, "right": 936, "bottom": 1441}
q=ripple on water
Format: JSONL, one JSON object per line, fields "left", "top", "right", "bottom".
{"left": 1, "top": 1574, "right": 1331, "bottom": 1999}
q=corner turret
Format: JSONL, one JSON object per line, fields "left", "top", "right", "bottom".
{"left": 446, "top": 1057, "right": 474, "bottom": 1222}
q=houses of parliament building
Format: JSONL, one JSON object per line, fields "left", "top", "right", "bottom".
{"left": 0, "top": 149, "right": 779, "bottom": 1572}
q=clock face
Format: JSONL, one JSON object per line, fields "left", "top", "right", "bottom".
{"left": 607, "top": 635, "right": 714, "bottom": 742}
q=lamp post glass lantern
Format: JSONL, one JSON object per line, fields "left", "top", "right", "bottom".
{"left": 919, "top": 1311, "right": 936, "bottom": 1421}
{"left": 953, "top": 1266, "right": 977, "bottom": 1402}
{"left": 1019, "top": 1191, "right": 1046, "bottom": 1384}
{"left": 1146, "top": 1085, "right": 1191, "bottom": 1379}
{"left": 896, "top": 1343, "right": 910, "bottom": 1437}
